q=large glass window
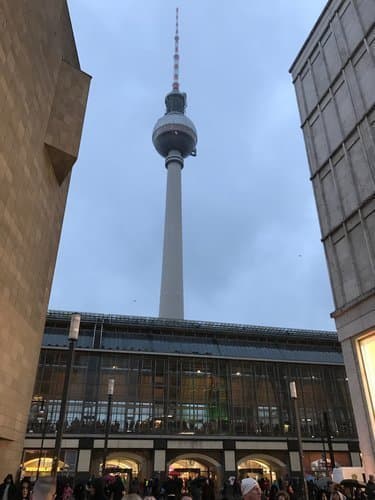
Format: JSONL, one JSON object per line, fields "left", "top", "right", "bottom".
{"left": 29, "top": 349, "right": 357, "bottom": 439}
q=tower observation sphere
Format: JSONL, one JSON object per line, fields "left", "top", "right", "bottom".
{"left": 152, "top": 90, "right": 197, "bottom": 159}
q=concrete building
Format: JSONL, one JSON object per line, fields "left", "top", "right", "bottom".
{"left": 290, "top": 0, "right": 375, "bottom": 475}
{"left": 23, "top": 310, "right": 359, "bottom": 487}
{"left": 0, "top": 0, "right": 90, "bottom": 477}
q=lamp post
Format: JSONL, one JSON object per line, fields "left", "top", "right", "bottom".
{"left": 36, "top": 399, "right": 48, "bottom": 480}
{"left": 102, "top": 378, "right": 115, "bottom": 476}
{"left": 51, "top": 313, "right": 80, "bottom": 476}
{"left": 318, "top": 421, "right": 328, "bottom": 477}
{"left": 290, "top": 381, "right": 309, "bottom": 500}
{"left": 323, "top": 411, "right": 335, "bottom": 475}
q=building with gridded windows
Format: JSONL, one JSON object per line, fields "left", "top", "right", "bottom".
{"left": 289, "top": 0, "right": 375, "bottom": 474}
{"left": 23, "top": 310, "right": 359, "bottom": 486}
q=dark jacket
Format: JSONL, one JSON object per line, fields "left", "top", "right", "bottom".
{"left": 0, "top": 475, "right": 17, "bottom": 500}
{"left": 365, "top": 481, "right": 375, "bottom": 500}
{"left": 89, "top": 479, "right": 107, "bottom": 500}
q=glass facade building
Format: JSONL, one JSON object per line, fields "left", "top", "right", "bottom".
{"left": 23, "top": 311, "right": 360, "bottom": 484}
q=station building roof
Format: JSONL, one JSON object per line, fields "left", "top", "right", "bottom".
{"left": 44, "top": 310, "right": 342, "bottom": 365}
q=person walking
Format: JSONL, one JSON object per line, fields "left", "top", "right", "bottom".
{"left": 73, "top": 483, "right": 86, "bottom": 500}
{"left": 0, "top": 475, "right": 17, "bottom": 500}
{"left": 201, "top": 479, "right": 212, "bottom": 500}
{"left": 366, "top": 475, "right": 375, "bottom": 500}
{"left": 111, "top": 476, "right": 125, "bottom": 500}
{"left": 189, "top": 476, "right": 205, "bottom": 500}
{"left": 222, "top": 477, "right": 241, "bottom": 500}
{"left": 32, "top": 477, "right": 56, "bottom": 500}
{"left": 241, "top": 478, "right": 262, "bottom": 500}
{"left": 62, "top": 483, "right": 73, "bottom": 500}
{"left": 268, "top": 482, "right": 279, "bottom": 500}
{"left": 88, "top": 479, "right": 107, "bottom": 500}
{"left": 17, "top": 480, "right": 31, "bottom": 500}
{"left": 275, "top": 491, "right": 290, "bottom": 500}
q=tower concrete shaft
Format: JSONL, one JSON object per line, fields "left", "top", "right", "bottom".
{"left": 159, "top": 150, "right": 184, "bottom": 319}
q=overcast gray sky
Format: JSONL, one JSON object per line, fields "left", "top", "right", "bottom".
{"left": 50, "top": 0, "right": 334, "bottom": 331}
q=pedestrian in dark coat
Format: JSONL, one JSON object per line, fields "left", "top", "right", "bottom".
{"left": 73, "top": 483, "right": 86, "bottom": 500}
{"left": 366, "top": 475, "right": 375, "bottom": 500}
{"left": 0, "top": 475, "right": 17, "bottom": 500}
{"left": 222, "top": 476, "right": 241, "bottom": 500}
{"left": 201, "top": 478, "right": 215, "bottom": 500}
{"left": 111, "top": 476, "right": 125, "bottom": 500}
{"left": 88, "top": 479, "right": 107, "bottom": 500}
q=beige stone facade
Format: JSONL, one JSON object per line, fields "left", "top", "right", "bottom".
{"left": 290, "top": 0, "right": 375, "bottom": 476}
{"left": 0, "top": 0, "right": 90, "bottom": 477}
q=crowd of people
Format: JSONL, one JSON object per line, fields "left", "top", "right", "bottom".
{"left": 0, "top": 473, "right": 374, "bottom": 500}
{"left": 222, "top": 476, "right": 375, "bottom": 500}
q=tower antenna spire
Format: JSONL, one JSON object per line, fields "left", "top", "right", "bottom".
{"left": 172, "top": 7, "right": 180, "bottom": 91}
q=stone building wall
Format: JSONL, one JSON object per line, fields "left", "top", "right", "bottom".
{"left": 0, "top": 0, "right": 90, "bottom": 477}
{"left": 290, "top": 0, "right": 375, "bottom": 475}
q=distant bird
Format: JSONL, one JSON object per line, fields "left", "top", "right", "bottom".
{"left": 298, "top": 254, "right": 302, "bottom": 257}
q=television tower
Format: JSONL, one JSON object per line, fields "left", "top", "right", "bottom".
{"left": 152, "top": 8, "right": 197, "bottom": 319}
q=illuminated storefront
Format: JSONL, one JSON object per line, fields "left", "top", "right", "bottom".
{"left": 358, "top": 333, "right": 375, "bottom": 439}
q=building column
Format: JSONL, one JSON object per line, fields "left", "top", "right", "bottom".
{"left": 223, "top": 440, "right": 236, "bottom": 479}
{"left": 287, "top": 439, "right": 302, "bottom": 479}
{"left": 75, "top": 438, "right": 93, "bottom": 482}
{"left": 153, "top": 450, "right": 166, "bottom": 475}
{"left": 77, "top": 449, "right": 92, "bottom": 473}
{"left": 288, "top": 451, "right": 301, "bottom": 473}
{"left": 224, "top": 450, "right": 236, "bottom": 476}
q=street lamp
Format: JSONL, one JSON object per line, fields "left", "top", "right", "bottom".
{"left": 290, "top": 381, "right": 309, "bottom": 500}
{"left": 36, "top": 399, "right": 48, "bottom": 480}
{"left": 51, "top": 313, "right": 80, "bottom": 476}
{"left": 318, "top": 420, "right": 329, "bottom": 477}
{"left": 323, "top": 411, "right": 335, "bottom": 475}
{"left": 102, "top": 378, "right": 115, "bottom": 476}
